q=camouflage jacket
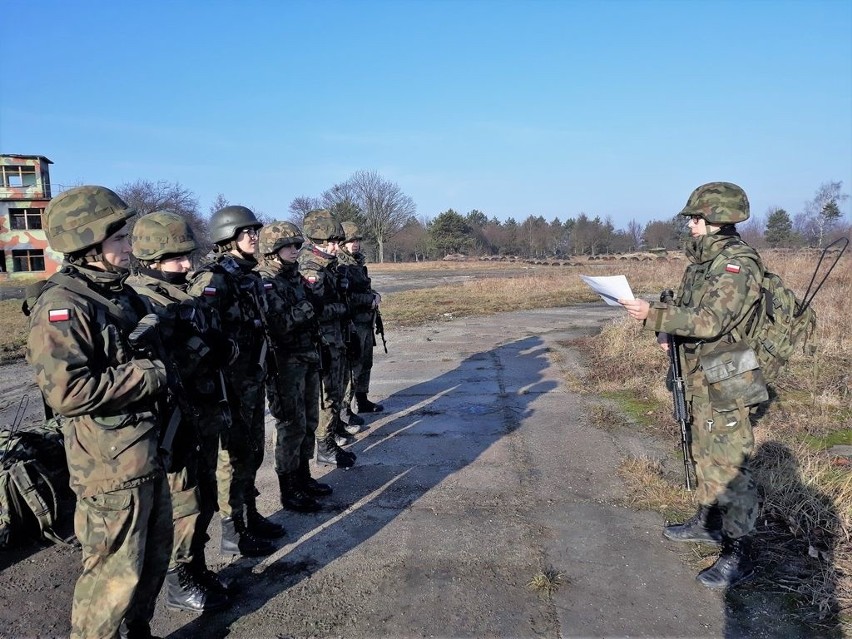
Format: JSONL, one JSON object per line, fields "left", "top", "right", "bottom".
{"left": 186, "top": 253, "right": 267, "bottom": 380}
{"left": 644, "top": 232, "right": 763, "bottom": 385}
{"left": 297, "top": 245, "right": 347, "bottom": 348}
{"left": 256, "top": 258, "right": 320, "bottom": 360}
{"left": 25, "top": 263, "right": 167, "bottom": 498}
{"left": 337, "top": 250, "right": 377, "bottom": 323}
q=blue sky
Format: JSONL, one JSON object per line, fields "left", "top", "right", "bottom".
{"left": 2, "top": 0, "right": 850, "bottom": 228}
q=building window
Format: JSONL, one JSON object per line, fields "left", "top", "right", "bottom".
{"left": 0, "top": 250, "right": 5, "bottom": 272}
{"left": 12, "top": 249, "right": 45, "bottom": 272}
{"left": 9, "top": 208, "right": 44, "bottom": 230}
{"left": 1, "top": 165, "right": 38, "bottom": 188}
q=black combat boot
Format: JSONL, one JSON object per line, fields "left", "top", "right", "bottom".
{"left": 220, "top": 516, "right": 275, "bottom": 557}
{"left": 118, "top": 620, "right": 161, "bottom": 639}
{"left": 663, "top": 504, "right": 723, "bottom": 544}
{"left": 343, "top": 407, "right": 365, "bottom": 431}
{"left": 277, "top": 472, "right": 321, "bottom": 512}
{"left": 696, "top": 535, "right": 754, "bottom": 589}
{"left": 245, "top": 501, "right": 287, "bottom": 539}
{"left": 355, "top": 392, "right": 384, "bottom": 413}
{"left": 165, "top": 563, "right": 229, "bottom": 612}
{"left": 189, "top": 550, "right": 233, "bottom": 596}
{"left": 316, "top": 434, "right": 356, "bottom": 468}
{"left": 296, "top": 458, "right": 333, "bottom": 497}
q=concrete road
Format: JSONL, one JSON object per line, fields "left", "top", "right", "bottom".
{"left": 0, "top": 305, "right": 803, "bottom": 638}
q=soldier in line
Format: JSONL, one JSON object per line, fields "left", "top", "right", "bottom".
{"left": 256, "top": 222, "right": 333, "bottom": 512}
{"left": 620, "top": 182, "right": 763, "bottom": 589}
{"left": 128, "top": 212, "right": 235, "bottom": 612}
{"left": 338, "top": 221, "right": 385, "bottom": 418}
{"left": 25, "top": 186, "right": 172, "bottom": 639}
{"left": 187, "top": 206, "right": 283, "bottom": 557}
{"left": 298, "top": 210, "right": 357, "bottom": 468}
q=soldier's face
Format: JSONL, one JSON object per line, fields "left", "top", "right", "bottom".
{"left": 159, "top": 255, "right": 192, "bottom": 273}
{"left": 100, "top": 225, "right": 132, "bottom": 268}
{"left": 277, "top": 244, "right": 300, "bottom": 262}
{"left": 688, "top": 216, "right": 708, "bottom": 237}
{"left": 235, "top": 227, "right": 259, "bottom": 254}
{"left": 345, "top": 239, "right": 361, "bottom": 253}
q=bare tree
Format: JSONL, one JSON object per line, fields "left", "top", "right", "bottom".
{"left": 288, "top": 195, "right": 321, "bottom": 227}
{"left": 801, "top": 181, "right": 849, "bottom": 248}
{"left": 115, "top": 179, "right": 209, "bottom": 250}
{"left": 208, "top": 193, "right": 230, "bottom": 217}
{"left": 346, "top": 170, "right": 416, "bottom": 262}
{"left": 626, "top": 218, "right": 643, "bottom": 252}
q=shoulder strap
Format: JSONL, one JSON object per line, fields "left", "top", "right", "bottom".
{"left": 49, "top": 271, "right": 135, "bottom": 331}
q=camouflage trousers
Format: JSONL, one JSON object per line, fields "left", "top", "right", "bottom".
{"left": 690, "top": 392, "right": 758, "bottom": 539}
{"left": 190, "top": 402, "right": 229, "bottom": 558}
{"left": 217, "top": 373, "right": 266, "bottom": 518}
{"left": 345, "top": 320, "right": 375, "bottom": 406}
{"left": 166, "top": 460, "right": 199, "bottom": 570}
{"left": 317, "top": 344, "right": 345, "bottom": 442}
{"left": 267, "top": 355, "right": 320, "bottom": 475}
{"left": 70, "top": 474, "right": 172, "bottom": 639}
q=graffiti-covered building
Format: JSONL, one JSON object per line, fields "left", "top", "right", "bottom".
{"left": 0, "top": 154, "right": 63, "bottom": 279}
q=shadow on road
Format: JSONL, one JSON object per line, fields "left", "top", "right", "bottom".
{"left": 167, "top": 335, "right": 555, "bottom": 638}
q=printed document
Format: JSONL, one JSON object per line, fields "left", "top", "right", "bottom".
{"left": 580, "top": 275, "right": 634, "bottom": 306}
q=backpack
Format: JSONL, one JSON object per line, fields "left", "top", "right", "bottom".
{"left": 739, "top": 271, "right": 816, "bottom": 385}
{"left": 0, "top": 418, "right": 73, "bottom": 549}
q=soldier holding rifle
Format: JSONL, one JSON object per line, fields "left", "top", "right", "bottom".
{"left": 620, "top": 182, "right": 766, "bottom": 590}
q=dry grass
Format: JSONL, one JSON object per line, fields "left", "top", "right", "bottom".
{"left": 0, "top": 299, "right": 28, "bottom": 364}
{"left": 527, "top": 565, "right": 565, "bottom": 600}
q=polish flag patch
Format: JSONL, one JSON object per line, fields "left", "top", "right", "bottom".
{"left": 48, "top": 309, "right": 71, "bottom": 322}
{"left": 263, "top": 282, "right": 273, "bottom": 291}
{"left": 202, "top": 286, "right": 218, "bottom": 296}
{"left": 725, "top": 263, "right": 741, "bottom": 274}
{"left": 304, "top": 275, "right": 318, "bottom": 284}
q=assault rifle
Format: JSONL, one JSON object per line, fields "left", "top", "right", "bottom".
{"left": 660, "top": 290, "right": 696, "bottom": 492}
{"left": 374, "top": 308, "right": 388, "bottom": 354}
{"left": 245, "top": 279, "right": 280, "bottom": 380}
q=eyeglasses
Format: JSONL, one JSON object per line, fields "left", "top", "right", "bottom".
{"left": 292, "top": 242, "right": 303, "bottom": 250}
{"left": 239, "top": 228, "right": 259, "bottom": 238}
{"left": 689, "top": 215, "right": 704, "bottom": 224}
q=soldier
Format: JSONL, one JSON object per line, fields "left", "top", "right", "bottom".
{"left": 298, "top": 210, "right": 357, "bottom": 468}
{"left": 338, "top": 221, "right": 385, "bottom": 418}
{"left": 256, "top": 222, "right": 332, "bottom": 512}
{"left": 25, "top": 186, "right": 172, "bottom": 639}
{"left": 128, "top": 211, "right": 233, "bottom": 612}
{"left": 620, "top": 182, "right": 764, "bottom": 589}
{"left": 187, "top": 205, "right": 283, "bottom": 558}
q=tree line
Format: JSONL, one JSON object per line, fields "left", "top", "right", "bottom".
{"left": 110, "top": 177, "right": 850, "bottom": 263}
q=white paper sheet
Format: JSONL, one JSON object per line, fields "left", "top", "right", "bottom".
{"left": 580, "top": 275, "right": 634, "bottom": 306}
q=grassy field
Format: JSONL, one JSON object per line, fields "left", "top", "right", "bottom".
{"left": 3, "top": 250, "right": 850, "bottom": 628}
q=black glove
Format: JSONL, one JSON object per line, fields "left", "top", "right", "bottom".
{"left": 292, "top": 300, "right": 315, "bottom": 325}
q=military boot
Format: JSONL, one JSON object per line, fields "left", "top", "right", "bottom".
{"left": 316, "top": 434, "right": 356, "bottom": 468}
{"left": 342, "top": 407, "right": 365, "bottom": 431}
{"left": 245, "top": 501, "right": 287, "bottom": 539}
{"left": 296, "top": 458, "right": 333, "bottom": 497}
{"left": 220, "top": 515, "right": 275, "bottom": 557}
{"left": 355, "top": 392, "right": 384, "bottom": 413}
{"left": 663, "top": 504, "right": 723, "bottom": 544}
{"left": 190, "top": 550, "right": 233, "bottom": 596}
{"left": 278, "top": 472, "right": 321, "bottom": 512}
{"left": 165, "top": 563, "right": 229, "bottom": 613}
{"left": 118, "top": 620, "right": 161, "bottom": 639}
{"left": 696, "top": 536, "right": 754, "bottom": 589}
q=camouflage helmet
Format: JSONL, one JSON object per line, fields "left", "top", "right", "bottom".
{"left": 44, "top": 185, "right": 136, "bottom": 254}
{"left": 302, "top": 208, "right": 344, "bottom": 242}
{"left": 209, "top": 205, "right": 262, "bottom": 244}
{"left": 258, "top": 221, "right": 304, "bottom": 255}
{"left": 341, "top": 221, "right": 363, "bottom": 242}
{"left": 131, "top": 211, "right": 197, "bottom": 262}
{"left": 679, "top": 182, "right": 750, "bottom": 224}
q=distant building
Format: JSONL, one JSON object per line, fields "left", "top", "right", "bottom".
{"left": 0, "top": 154, "right": 63, "bottom": 279}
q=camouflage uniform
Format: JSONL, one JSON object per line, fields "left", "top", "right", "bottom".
{"left": 25, "top": 186, "right": 171, "bottom": 639}
{"left": 337, "top": 246, "right": 381, "bottom": 413}
{"left": 641, "top": 182, "right": 764, "bottom": 589}
{"left": 186, "top": 205, "right": 281, "bottom": 554}
{"left": 298, "top": 210, "right": 356, "bottom": 468}
{"left": 256, "top": 222, "right": 331, "bottom": 511}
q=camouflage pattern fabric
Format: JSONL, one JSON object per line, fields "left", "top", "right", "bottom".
{"left": 256, "top": 257, "right": 321, "bottom": 474}
{"left": 338, "top": 250, "right": 378, "bottom": 402}
{"left": 644, "top": 231, "right": 763, "bottom": 538}
{"left": 70, "top": 475, "right": 172, "bottom": 639}
{"left": 298, "top": 245, "right": 348, "bottom": 442}
{"left": 678, "top": 181, "right": 750, "bottom": 225}
{"left": 187, "top": 255, "right": 268, "bottom": 520}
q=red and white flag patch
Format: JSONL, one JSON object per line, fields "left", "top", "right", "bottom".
{"left": 202, "top": 286, "right": 218, "bottom": 296}
{"left": 48, "top": 309, "right": 71, "bottom": 322}
{"left": 725, "top": 263, "right": 741, "bottom": 274}
{"left": 263, "top": 282, "right": 273, "bottom": 291}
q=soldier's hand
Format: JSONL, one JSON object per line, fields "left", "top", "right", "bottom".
{"left": 657, "top": 332, "right": 671, "bottom": 352}
{"left": 619, "top": 298, "right": 650, "bottom": 321}
{"left": 292, "top": 300, "right": 315, "bottom": 324}
{"left": 372, "top": 293, "right": 381, "bottom": 309}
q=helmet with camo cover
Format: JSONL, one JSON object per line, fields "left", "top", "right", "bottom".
{"left": 341, "top": 221, "right": 363, "bottom": 242}
{"left": 131, "top": 211, "right": 197, "bottom": 262}
{"left": 258, "top": 221, "right": 304, "bottom": 255}
{"left": 679, "top": 182, "right": 750, "bottom": 224}
{"left": 302, "top": 209, "right": 344, "bottom": 242}
{"left": 45, "top": 185, "right": 136, "bottom": 254}
{"left": 209, "top": 205, "right": 262, "bottom": 244}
